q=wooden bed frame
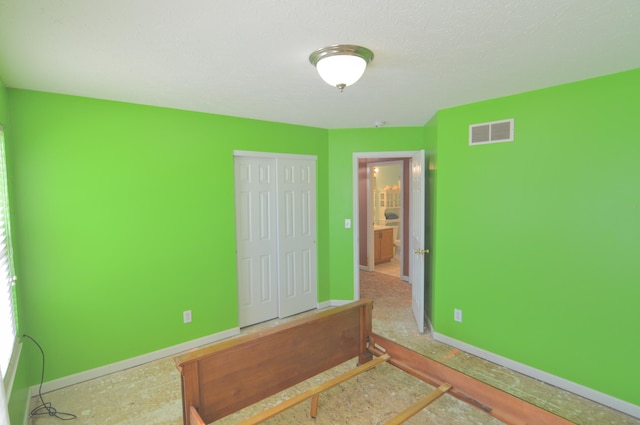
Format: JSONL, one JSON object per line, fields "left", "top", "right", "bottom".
{"left": 175, "top": 300, "right": 575, "bottom": 425}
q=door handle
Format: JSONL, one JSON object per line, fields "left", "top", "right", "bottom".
{"left": 414, "top": 248, "right": 430, "bottom": 255}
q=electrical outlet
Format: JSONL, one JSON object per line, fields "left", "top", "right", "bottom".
{"left": 345, "top": 219, "right": 351, "bottom": 229}
{"left": 183, "top": 310, "right": 192, "bottom": 323}
{"left": 454, "top": 309, "right": 462, "bottom": 323}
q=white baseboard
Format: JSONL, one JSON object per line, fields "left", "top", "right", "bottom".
{"left": 30, "top": 327, "right": 240, "bottom": 397}
{"left": 318, "top": 300, "right": 353, "bottom": 309}
{"left": 22, "top": 392, "right": 30, "bottom": 425}
{"left": 31, "top": 302, "right": 360, "bottom": 397}
{"left": 3, "top": 340, "right": 22, "bottom": 400}
{"left": 433, "top": 332, "right": 640, "bottom": 419}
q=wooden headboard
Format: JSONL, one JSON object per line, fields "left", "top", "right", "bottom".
{"left": 175, "top": 299, "right": 577, "bottom": 425}
{"left": 174, "top": 300, "right": 373, "bottom": 425}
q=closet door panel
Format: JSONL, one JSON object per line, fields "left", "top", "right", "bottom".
{"left": 234, "top": 157, "right": 279, "bottom": 327}
{"left": 277, "top": 158, "right": 317, "bottom": 318}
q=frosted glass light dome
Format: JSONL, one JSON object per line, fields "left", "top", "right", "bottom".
{"left": 309, "top": 45, "right": 374, "bottom": 92}
{"left": 316, "top": 55, "right": 367, "bottom": 88}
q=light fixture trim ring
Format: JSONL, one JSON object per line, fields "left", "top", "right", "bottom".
{"left": 309, "top": 44, "right": 374, "bottom": 66}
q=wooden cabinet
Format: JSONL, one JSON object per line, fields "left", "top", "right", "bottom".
{"left": 374, "top": 228, "right": 394, "bottom": 264}
{"left": 374, "top": 189, "right": 401, "bottom": 225}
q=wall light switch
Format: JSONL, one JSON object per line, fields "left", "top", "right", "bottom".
{"left": 454, "top": 309, "right": 462, "bottom": 323}
{"left": 345, "top": 219, "right": 352, "bottom": 229}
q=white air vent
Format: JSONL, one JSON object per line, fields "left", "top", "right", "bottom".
{"left": 469, "top": 119, "right": 514, "bottom": 145}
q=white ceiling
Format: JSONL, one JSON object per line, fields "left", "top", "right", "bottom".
{"left": 1, "top": 0, "right": 639, "bottom": 129}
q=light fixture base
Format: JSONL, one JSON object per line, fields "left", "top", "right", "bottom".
{"left": 309, "top": 45, "right": 374, "bottom": 67}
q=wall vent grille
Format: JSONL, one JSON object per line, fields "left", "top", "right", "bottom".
{"left": 469, "top": 119, "right": 514, "bottom": 145}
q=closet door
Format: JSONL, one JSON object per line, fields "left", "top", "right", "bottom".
{"left": 277, "top": 157, "right": 317, "bottom": 318}
{"left": 234, "top": 157, "right": 278, "bottom": 327}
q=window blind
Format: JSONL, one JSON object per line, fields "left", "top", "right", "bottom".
{"left": 0, "top": 128, "right": 17, "bottom": 378}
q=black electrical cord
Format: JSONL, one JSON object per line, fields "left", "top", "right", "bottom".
{"left": 22, "top": 334, "right": 77, "bottom": 421}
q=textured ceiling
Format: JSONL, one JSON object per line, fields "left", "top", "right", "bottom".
{"left": 0, "top": 0, "right": 639, "bottom": 129}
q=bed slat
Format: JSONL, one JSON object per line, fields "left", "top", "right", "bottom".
{"left": 236, "top": 353, "right": 390, "bottom": 425}
{"left": 385, "top": 383, "right": 452, "bottom": 425}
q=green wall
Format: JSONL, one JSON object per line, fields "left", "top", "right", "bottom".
{"left": 7, "top": 89, "right": 329, "bottom": 383}
{"left": 327, "top": 128, "right": 425, "bottom": 299}
{"left": 3, "top": 89, "right": 426, "bottom": 418}
{"left": 4, "top": 68, "right": 640, "bottom": 419}
{"left": 432, "top": 68, "right": 640, "bottom": 405}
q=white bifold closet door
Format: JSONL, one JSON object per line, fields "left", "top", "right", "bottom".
{"left": 234, "top": 153, "right": 317, "bottom": 327}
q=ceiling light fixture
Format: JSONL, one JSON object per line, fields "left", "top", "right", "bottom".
{"left": 309, "top": 45, "right": 374, "bottom": 92}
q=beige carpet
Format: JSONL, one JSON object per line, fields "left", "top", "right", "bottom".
{"left": 359, "top": 269, "right": 426, "bottom": 347}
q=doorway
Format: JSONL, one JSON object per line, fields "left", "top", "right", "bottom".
{"left": 368, "top": 160, "right": 405, "bottom": 279}
{"left": 352, "top": 150, "right": 430, "bottom": 333}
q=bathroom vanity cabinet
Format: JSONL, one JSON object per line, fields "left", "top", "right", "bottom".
{"left": 374, "top": 227, "right": 394, "bottom": 264}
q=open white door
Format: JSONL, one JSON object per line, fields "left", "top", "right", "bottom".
{"left": 409, "top": 150, "right": 426, "bottom": 332}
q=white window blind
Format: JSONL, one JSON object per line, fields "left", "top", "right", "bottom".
{"left": 0, "top": 127, "right": 17, "bottom": 379}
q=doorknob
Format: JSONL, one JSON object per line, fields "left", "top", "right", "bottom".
{"left": 414, "top": 248, "right": 430, "bottom": 255}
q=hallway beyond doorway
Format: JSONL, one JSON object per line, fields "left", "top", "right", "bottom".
{"left": 373, "top": 257, "right": 401, "bottom": 278}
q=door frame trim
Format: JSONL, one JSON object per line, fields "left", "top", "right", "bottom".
{"left": 352, "top": 151, "right": 422, "bottom": 300}
{"left": 234, "top": 150, "right": 317, "bottom": 161}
